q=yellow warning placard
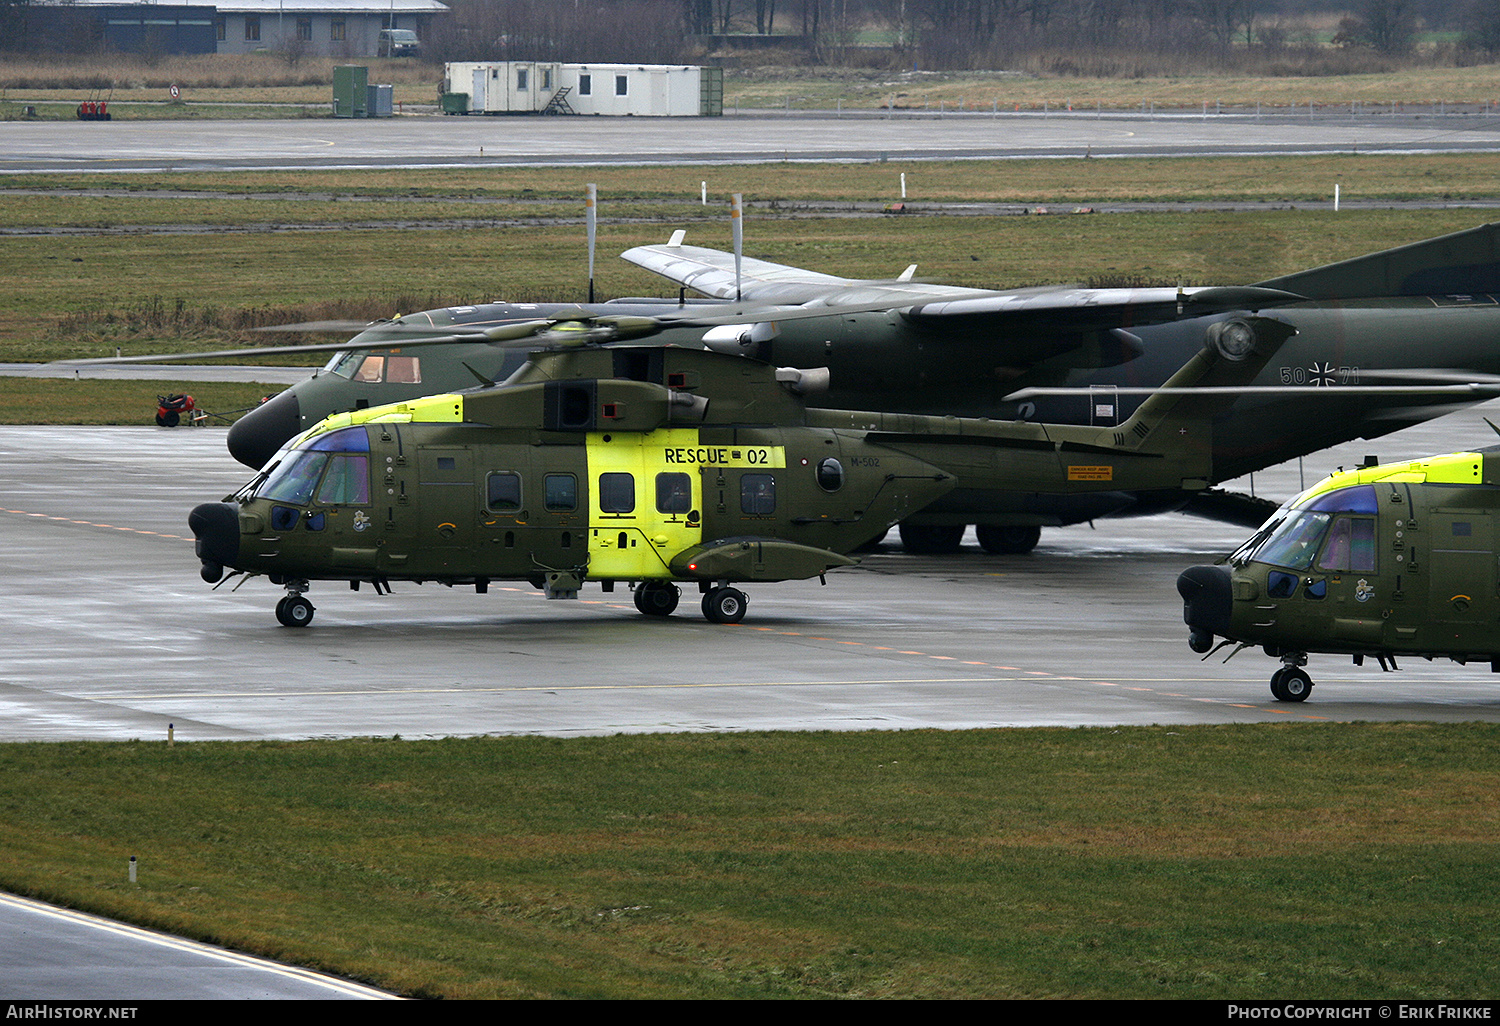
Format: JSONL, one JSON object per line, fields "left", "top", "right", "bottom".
{"left": 1067, "top": 465, "right": 1113, "bottom": 481}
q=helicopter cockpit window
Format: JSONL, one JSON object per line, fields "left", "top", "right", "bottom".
{"left": 316, "top": 455, "right": 370, "bottom": 505}
{"left": 1303, "top": 484, "right": 1379, "bottom": 515}
{"left": 305, "top": 426, "right": 370, "bottom": 453}
{"left": 259, "top": 451, "right": 326, "bottom": 505}
{"left": 1247, "top": 511, "right": 1331, "bottom": 572}
{"left": 353, "top": 356, "right": 384, "bottom": 383}
{"left": 1232, "top": 485, "right": 1380, "bottom": 570}
{"left": 1316, "top": 517, "right": 1377, "bottom": 573}
{"left": 487, "top": 472, "right": 521, "bottom": 512}
{"left": 255, "top": 427, "right": 369, "bottom": 505}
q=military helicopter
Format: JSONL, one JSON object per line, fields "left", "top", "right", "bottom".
{"left": 1178, "top": 439, "right": 1500, "bottom": 702}
{"left": 199, "top": 220, "right": 1500, "bottom": 557}
{"left": 190, "top": 311, "right": 1291, "bottom": 627}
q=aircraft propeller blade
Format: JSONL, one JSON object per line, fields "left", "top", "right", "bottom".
{"left": 1005, "top": 383, "right": 1500, "bottom": 401}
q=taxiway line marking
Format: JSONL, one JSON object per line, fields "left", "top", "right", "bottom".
{"left": 719, "top": 613, "right": 1326, "bottom": 719}
{"left": 1, "top": 507, "right": 192, "bottom": 541}
{"left": 92, "top": 678, "right": 1031, "bottom": 700}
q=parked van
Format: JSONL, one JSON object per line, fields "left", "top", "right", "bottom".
{"left": 378, "top": 29, "right": 420, "bottom": 57}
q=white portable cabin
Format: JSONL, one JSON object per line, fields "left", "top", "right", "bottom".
{"left": 445, "top": 61, "right": 563, "bottom": 113}
{"left": 442, "top": 62, "right": 722, "bottom": 116}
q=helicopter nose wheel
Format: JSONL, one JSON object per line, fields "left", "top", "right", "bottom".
{"left": 701, "top": 586, "right": 747, "bottom": 624}
{"left": 275, "top": 594, "right": 315, "bottom": 628}
{"left": 1269, "top": 665, "right": 1312, "bottom": 702}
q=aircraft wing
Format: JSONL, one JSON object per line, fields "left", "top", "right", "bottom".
{"left": 622, "top": 242, "right": 1302, "bottom": 335}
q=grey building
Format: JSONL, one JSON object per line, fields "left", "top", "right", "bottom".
{"left": 24, "top": 0, "right": 449, "bottom": 57}
{"left": 210, "top": 0, "right": 449, "bottom": 57}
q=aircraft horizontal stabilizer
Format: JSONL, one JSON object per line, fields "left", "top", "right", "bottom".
{"left": 1178, "top": 488, "right": 1282, "bottom": 528}
{"left": 1257, "top": 221, "right": 1500, "bottom": 301}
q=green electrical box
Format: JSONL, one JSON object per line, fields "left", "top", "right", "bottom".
{"left": 699, "top": 66, "right": 723, "bottom": 116}
{"left": 332, "top": 65, "right": 369, "bottom": 118}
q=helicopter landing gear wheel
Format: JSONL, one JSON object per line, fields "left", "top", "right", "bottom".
{"left": 633, "top": 581, "right": 680, "bottom": 617}
{"left": 1270, "top": 666, "right": 1312, "bottom": 702}
{"left": 898, "top": 523, "right": 965, "bottom": 554}
{"left": 702, "top": 586, "right": 747, "bottom": 624}
{"left": 275, "top": 595, "right": 315, "bottom": 628}
{"left": 976, "top": 525, "right": 1041, "bottom": 555}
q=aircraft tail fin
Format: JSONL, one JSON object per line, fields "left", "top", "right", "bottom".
{"left": 1256, "top": 222, "right": 1500, "bottom": 300}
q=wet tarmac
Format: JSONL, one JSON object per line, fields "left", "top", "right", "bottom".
{"left": 4, "top": 404, "right": 1500, "bottom": 745}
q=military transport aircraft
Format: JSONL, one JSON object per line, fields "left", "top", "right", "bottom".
{"left": 1178, "top": 442, "right": 1500, "bottom": 703}
{"left": 111, "top": 222, "right": 1500, "bottom": 554}
{"left": 190, "top": 315, "right": 1292, "bottom": 627}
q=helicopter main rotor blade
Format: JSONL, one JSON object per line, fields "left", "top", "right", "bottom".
{"left": 50, "top": 320, "right": 560, "bottom": 366}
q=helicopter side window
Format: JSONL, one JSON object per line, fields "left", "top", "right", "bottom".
{"left": 656, "top": 473, "right": 692, "bottom": 514}
{"left": 741, "top": 474, "right": 776, "bottom": 515}
{"left": 545, "top": 474, "right": 577, "bottom": 512}
{"left": 487, "top": 472, "right": 522, "bottom": 512}
{"left": 315, "top": 455, "right": 370, "bottom": 506}
{"left": 599, "top": 472, "right": 635, "bottom": 514}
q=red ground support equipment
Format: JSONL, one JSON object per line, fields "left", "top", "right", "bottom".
{"left": 156, "top": 393, "right": 197, "bottom": 427}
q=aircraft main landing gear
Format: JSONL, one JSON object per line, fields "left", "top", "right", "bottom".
{"left": 701, "top": 586, "right": 748, "bottom": 624}
{"left": 976, "top": 525, "right": 1041, "bottom": 555}
{"left": 633, "top": 581, "right": 680, "bottom": 617}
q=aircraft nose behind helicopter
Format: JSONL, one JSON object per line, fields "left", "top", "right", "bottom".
{"left": 1179, "top": 446, "right": 1500, "bottom": 702}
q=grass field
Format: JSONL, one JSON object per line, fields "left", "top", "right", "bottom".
{"left": 4, "top": 723, "right": 1498, "bottom": 999}
{"left": 3, "top": 155, "right": 1497, "bottom": 373}
{"left": 7, "top": 57, "right": 1500, "bottom": 116}
{"left": 0, "top": 210, "right": 1441, "bottom": 365}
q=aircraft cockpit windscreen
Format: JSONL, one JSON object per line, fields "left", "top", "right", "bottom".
{"left": 249, "top": 427, "right": 371, "bottom": 506}
{"left": 327, "top": 352, "right": 422, "bottom": 384}
{"left": 1229, "top": 484, "right": 1378, "bottom": 571}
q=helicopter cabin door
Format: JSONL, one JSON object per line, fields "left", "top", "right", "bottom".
{"left": 415, "top": 446, "right": 476, "bottom": 571}
{"left": 586, "top": 429, "right": 703, "bottom": 581}
{"left": 1428, "top": 510, "right": 1496, "bottom": 645}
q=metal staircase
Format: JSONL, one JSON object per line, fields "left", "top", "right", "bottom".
{"left": 542, "top": 87, "right": 576, "bottom": 115}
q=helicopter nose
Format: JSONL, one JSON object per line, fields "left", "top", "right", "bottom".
{"left": 190, "top": 502, "right": 240, "bottom": 582}
{"left": 227, "top": 389, "right": 301, "bottom": 470}
{"left": 1177, "top": 564, "right": 1232, "bottom": 648}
